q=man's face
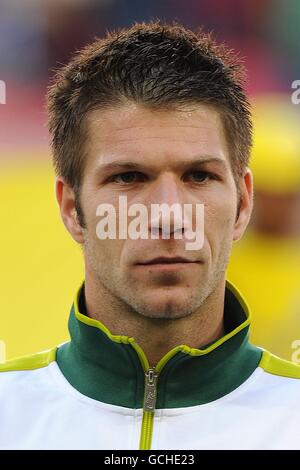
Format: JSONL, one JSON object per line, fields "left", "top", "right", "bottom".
{"left": 69, "top": 103, "right": 250, "bottom": 319}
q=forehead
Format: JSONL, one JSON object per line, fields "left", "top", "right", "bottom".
{"left": 85, "top": 103, "right": 229, "bottom": 168}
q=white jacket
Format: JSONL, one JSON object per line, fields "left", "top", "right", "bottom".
{"left": 1, "top": 281, "right": 300, "bottom": 450}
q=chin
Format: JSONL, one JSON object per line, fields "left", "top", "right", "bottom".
{"left": 136, "top": 296, "right": 195, "bottom": 320}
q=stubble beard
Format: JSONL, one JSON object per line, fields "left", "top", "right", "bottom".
{"left": 83, "top": 231, "right": 232, "bottom": 321}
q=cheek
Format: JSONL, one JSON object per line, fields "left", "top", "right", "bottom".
{"left": 83, "top": 207, "right": 124, "bottom": 265}
{"left": 85, "top": 233, "right": 126, "bottom": 275}
{"left": 203, "top": 197, "right": 236, "bottom": 248}
{"left": 81, "top": 182, "right": 121, "bottom": 219}
{"left": 205, "top": 195, "right": 236, "bottom": 225}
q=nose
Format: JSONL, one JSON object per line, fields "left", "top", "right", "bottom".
{"left": 151, "top": 173, "right": 183, "bottom": 206}
{"left": 147, "top": 173, "right": 190, "bottom": 239}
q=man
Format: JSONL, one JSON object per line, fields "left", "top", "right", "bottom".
{"left": 0, "top": 21, "right": 299, "bottom": 450}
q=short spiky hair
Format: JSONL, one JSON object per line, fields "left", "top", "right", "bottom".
{"left": 47, "top": 21, "right": 252, "bottom": 192}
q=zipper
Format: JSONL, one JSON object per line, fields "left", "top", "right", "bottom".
{"left": 129, "top": 339, "right": 182, "bottom": 450}
{"left": 143, "top": 368, "right": 158, "bottom": 412}
{"left": 139, "top": 367, "right": 158, "bottom": 450}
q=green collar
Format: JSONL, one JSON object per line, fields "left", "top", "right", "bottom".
{"left": 57, "top": 281, "right": 262, "bottom": 409}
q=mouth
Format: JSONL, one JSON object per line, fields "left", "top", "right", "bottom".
{"left": 135, "top": 257, "right": 201, "bottom": 274}
{"left": 137, "top": 256, "right": 200, "bottom": 266}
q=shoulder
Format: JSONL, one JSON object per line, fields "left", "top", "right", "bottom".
{"left": 0, "top": 347, "right": 59, "bottom": 412}
{"left": 259, "top": 350, "right": 300, "bottom": 379}
{"left": 0, "top": 347, "right": 62, "bottom": 447}
{"left": 0, "top": 347, "right": 58, "bottom": 392}
{"left": 0, "top": 347, "right": 57, "bottom": 373}
{"left": 249, "top": 350, "right": 300, "bottom": 412}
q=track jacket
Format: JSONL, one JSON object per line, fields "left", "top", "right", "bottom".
{"left": 1, "top": 281, "right": 300, "bottom": 450}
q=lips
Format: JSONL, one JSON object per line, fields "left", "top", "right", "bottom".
{"left": 138, "top": 256, "right": 197, "bottom": 265}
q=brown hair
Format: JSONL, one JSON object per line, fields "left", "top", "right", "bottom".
{"left": 47, "top": 21, "right": 252, "bottom": 201}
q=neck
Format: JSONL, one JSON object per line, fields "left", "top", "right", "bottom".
{"left": 84, "top": 271, "right": 225, "bottom": 367}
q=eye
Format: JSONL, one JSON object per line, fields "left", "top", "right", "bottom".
{"left": 185, "top": 171, "right": 215, "bottom": 183}
{"left": 111, "top": 171, "right": 146, "bottom": 184}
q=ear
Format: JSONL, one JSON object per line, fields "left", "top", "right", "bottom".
{"left": 55, "top": 177, "right": 85, "bottom": 244}
{"left": 233, "top": 169, "right": 253, "bottom": 242}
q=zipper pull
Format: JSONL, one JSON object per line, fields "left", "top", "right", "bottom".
{"left": 143, "top": 368, "right": 158, "bottom": 412}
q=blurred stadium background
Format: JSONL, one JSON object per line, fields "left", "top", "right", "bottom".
{"left": 0, "top": 0, "right": 299, "bottom": 361}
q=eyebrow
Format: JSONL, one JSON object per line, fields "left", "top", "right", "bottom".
{"left": 95, "top": 157, "right": 228, "bottom": 175}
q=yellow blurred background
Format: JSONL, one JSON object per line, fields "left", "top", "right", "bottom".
{"left": 0, "top": 158, "right": 83, "bottom": 359}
